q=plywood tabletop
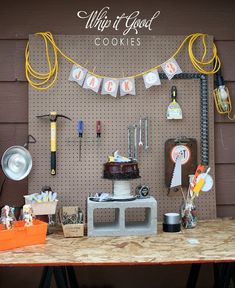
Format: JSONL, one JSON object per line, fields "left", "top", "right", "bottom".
{"left": 0, "top": 218, "right": 235, "bottom": 266}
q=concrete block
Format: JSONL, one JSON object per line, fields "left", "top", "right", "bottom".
{"left": 87, "top": 197, "right": 157, "bottom": 236}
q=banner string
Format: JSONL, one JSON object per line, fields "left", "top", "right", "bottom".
{"left": 25, "top": 32, "right": 221, "bottom": 90}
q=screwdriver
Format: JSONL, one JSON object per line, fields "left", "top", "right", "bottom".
{"left": 77, "top": 120, "right": 84, "bottom": 161}
{"left": 96, "top": 120, "right": 101, "bottom": 138}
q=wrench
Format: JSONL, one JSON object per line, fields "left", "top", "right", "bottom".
{"left": 139, "top": 118, "right": 143, "bottom": 147}
{"left": 133, "top": 124, "right": 138, "bottom": 160}
{"left": 144, "top": 117, "right": 149, "bottom": 150}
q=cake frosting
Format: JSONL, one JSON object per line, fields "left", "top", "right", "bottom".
{"left": 113, "top": 180, "right": 132, "bottom": 199}
{"left": 103, "top": 161, "right": 140, "bottom": 180}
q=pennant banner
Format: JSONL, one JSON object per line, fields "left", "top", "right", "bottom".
{"left": 68, "top": 60, "right": 183, "bottom": 97}
{"left": 68, "top": 65, "right": 87, "bottom": 86}
{"left": 161, "top": 58, "right": 182, "bottom": 80}
{"left": 101, "top": 78, "right": 119, "bottom": 97}
{"left": 143, "top": 69, "right": 161, "bottom": 89}
{"left": 120, "top": 78, "right": 136, "bottom": 96}
{"left": 83, "top": 74, "right": 102, "bottom": 93}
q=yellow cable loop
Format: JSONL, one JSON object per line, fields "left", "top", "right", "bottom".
{"left": 25, "top": 32, "right": 221, "bottom": 90}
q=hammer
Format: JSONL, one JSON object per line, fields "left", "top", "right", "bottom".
{"left": 37, "top": 112, "right": 71, "bottom": 175}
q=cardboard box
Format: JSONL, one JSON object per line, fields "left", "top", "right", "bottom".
{"left": 61, "top": 206, "right": 84, "bottom": 238}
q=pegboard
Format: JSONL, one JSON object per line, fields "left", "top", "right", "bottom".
{"left": 28, "top": 35, "right": 216, "bottom": 221}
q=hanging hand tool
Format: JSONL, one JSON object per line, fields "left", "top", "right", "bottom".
{"left": 133, "top": 124, "right": 138, "bottom": 161}
{"left": 96, "top": 120, "right": 101, "bottom": 138}
{"left": 127, "top": 126, "right": 132, "bottom": 159}
{"left": 139, "top": 118, "right": 143, "bottom": 147}
{"left": 143, "top": 117, "right": 149, "bottom": 150}
{"left": 37, "top": 112, "right": 71, "bottom": 175}
{"left": 167, "top": 86, "right": 183, "bottom": 120}
{"left": 77, "top": 120, "right": 84, "bottom": 161}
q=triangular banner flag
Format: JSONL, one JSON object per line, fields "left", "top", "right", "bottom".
{"left": 68, "top": 65, "right": 87, "bottom": 86}
{"left": 143, "top": 69, "right": 161, "bottom": 89}
{"left": 120, "top": 78, "right": 136, "bottom": 96}
{"left": 161, "top": 58, "right": 182, "bottom": 80}
{"left": 101, "top": 78, "right": 119, "bottom": 97}
{"left": 83, "top": 74, "right": 102, "bottom": 93}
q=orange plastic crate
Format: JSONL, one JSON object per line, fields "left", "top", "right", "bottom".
{"left": 0, "top": 219, "right": 47, "bottom": 251}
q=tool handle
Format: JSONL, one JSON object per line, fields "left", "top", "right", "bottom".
{"left": 77, "top": 120, "right": 84, "bottom": 137}
{"left": 51, "top": 152, "right": 56, "bottom": 175}
{"left": 171, "top": 86, "right": 177, "bottom": 101}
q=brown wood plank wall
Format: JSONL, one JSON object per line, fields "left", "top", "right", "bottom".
{"left": 0, "top": 0, "right": 235, "bottom": 215}
{"left": 0, "top": 0, "right": 234, "bottom": 287}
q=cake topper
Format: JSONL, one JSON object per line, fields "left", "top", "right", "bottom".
{"left": 108, "top": 150, "right": 131, "bottom": 163}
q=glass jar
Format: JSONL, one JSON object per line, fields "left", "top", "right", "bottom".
{"left": 180, "top": 198, "right": 197, "bottom": 229}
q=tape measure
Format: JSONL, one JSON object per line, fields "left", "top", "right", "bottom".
{"left": 136, "top": 185, "right": 150, "bottom": 197}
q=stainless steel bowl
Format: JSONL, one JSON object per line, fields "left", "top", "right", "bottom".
{"left": 1, "top": 146, "right": 33, "bottom": 181}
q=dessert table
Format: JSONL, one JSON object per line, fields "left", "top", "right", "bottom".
{"left": 0, "top": 218, "right": 235, "bottom": 288}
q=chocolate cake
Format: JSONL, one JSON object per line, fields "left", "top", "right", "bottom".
{"left": 103, "top": 161, "right": 140, "bottom": 180}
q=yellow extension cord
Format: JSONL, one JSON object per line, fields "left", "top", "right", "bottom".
{"left": 25, "top": 32, "right": 221, "bottom": 90}
{"left": 26, "top": 32, "right": 235, "bottom": 119}
{"left": 26, "top": 32, "right": 235, "bottom": 120}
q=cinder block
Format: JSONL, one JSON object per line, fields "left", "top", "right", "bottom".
{"left": 87, "top": 197, "right": 157, "bottom": 236}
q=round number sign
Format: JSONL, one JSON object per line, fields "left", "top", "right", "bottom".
{"left": 170, "top": 145, "right": 191, "bottom": 165}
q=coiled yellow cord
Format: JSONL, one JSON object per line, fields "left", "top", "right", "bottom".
{"left": 25, "top": 32, "right": 221, "bottom": 90}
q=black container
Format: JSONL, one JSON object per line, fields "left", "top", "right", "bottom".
{"left": 163, "top": 212, "right": 181, "bottom": 232}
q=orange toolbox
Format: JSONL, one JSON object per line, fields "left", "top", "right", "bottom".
{"left": 0, "top": 219, "right": 47, "bottom": 251}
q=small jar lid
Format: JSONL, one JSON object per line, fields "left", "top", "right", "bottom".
{"left": 164, "top": 212, "right": 180, "bottom": 225}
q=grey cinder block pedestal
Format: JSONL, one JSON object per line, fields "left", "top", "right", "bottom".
{"left": 87, "top": 197, "right": 157, "bottom": 236}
